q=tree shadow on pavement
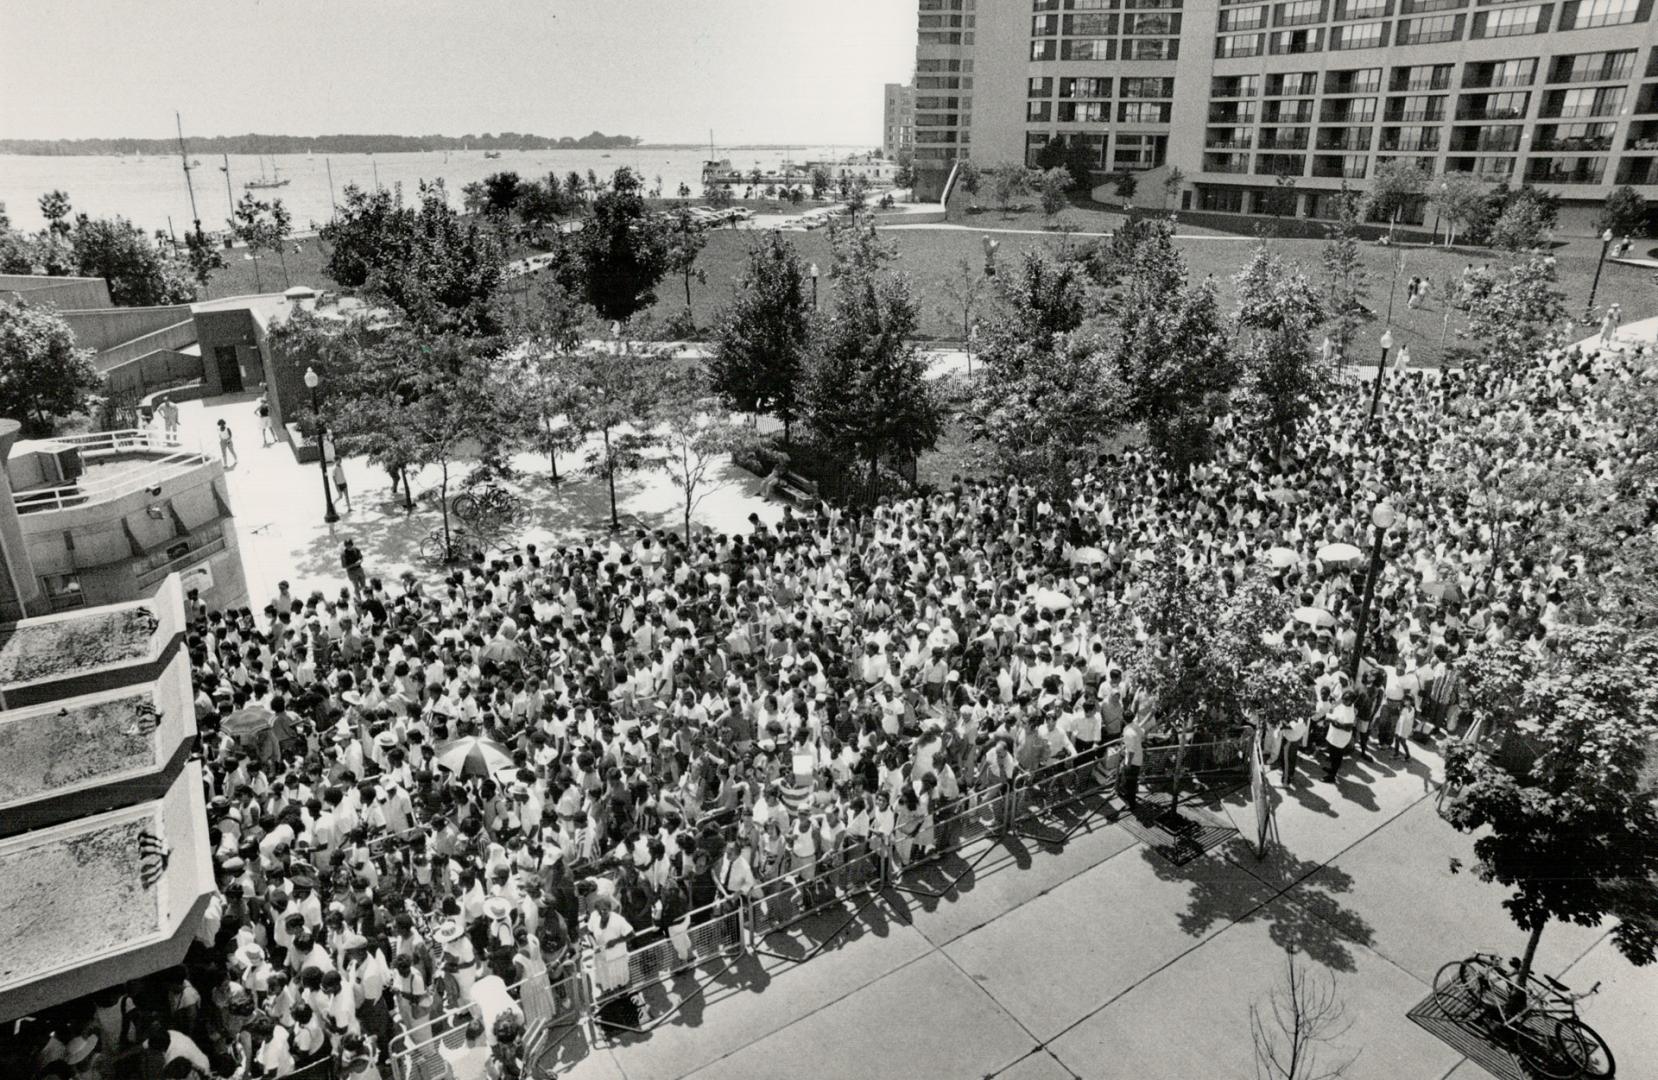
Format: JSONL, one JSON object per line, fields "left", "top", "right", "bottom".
{"left": 1138, "top": 839, "right": 1375, "bottom": 973}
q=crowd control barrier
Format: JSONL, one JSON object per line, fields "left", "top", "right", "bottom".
{"left": 389, "top": 962, "right": 588, "bottom": 1080}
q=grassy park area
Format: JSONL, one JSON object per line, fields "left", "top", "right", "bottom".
{"left": 201, "top": 211, "right": 1654, "bottom": 371}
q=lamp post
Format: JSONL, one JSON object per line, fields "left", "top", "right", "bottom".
{"left": 1586, "top": 227, "right": 1615, "bottom": 322}
{"left": 1347, "top": 501, "right": 1397, "bottom": 683}
{"left": 967, "top": 321, "right": 978, "bottom": 377}
{"left": 1367, "top": 328, "right": 1395, "bottom": 422}
{"left": 302, "top": 366, "right": 339, "bottom": 524}
{"left": 809, "top": 262, "right": 819, "bottom": 310}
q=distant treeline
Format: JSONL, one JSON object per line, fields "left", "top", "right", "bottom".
{"left": 0, "top": 131, "right": 641, "bottom": 156}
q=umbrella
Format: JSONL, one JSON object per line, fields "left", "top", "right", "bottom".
{"left": 222, "top": 705, "right": 274, "bottom": 737}
{"left": 1266, "top": 546, "right": 1299, "bottom": 569}
{"left": 1317, "top": 542, "right": 1364, "bottom": 566}
{"left": 1071, "top": 546, "right": 1107, "bottom": 566}
{"left": 1293, "top": 606, "right": 1336, "bottom": 628}
{"left": 433, "top": 736, "right": 514, "bottom": 779}
{"left": 1035, "top": 588, "right": 1073, "bottom": 612}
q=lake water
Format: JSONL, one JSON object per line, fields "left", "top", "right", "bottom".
{"left": 0, "top": 146, "right": 851, "bottom": 234}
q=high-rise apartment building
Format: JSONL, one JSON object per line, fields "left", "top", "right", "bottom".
{"left": 885, "top": 82, "right": 917, "bottom": 160}
{"left": 910, "top": 0, "right": 1658, "bottom": 229}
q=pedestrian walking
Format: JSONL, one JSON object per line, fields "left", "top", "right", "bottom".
{"left": 1322, "top": 691, "right": 1356, "bottom": 783}
{"left": 158, "top": 396, "right": 180, "bottom": 444}
{"left": 216, "top": 419, "right": 237, "bottom": 467}
{"left": 332, "top": 460, "right": 352, "bottom": 512}
{"left": 1278, "top": 714, "right": 1307, "bottom": 785}
{"left": 1118, "top": 715, "right": 1144, "bottom": 810}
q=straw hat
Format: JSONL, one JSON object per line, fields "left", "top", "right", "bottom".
{"left": 434, "top": 918, "right": 466, "bottom": 944}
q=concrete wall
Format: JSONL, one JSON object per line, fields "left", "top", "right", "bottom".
{"left": 0, "top": 275, "right": 111, "bottom": 310}
{"left": 194, "top": 308, "right": 267, "bottom": 396}
{"left": 103, "top": 350, "right": 206, "bottom": 400}
{"left": 92, "top": 321, "right": 198, "bottom": 376}
{"left": 0, "top": 421, "right": 46, "bottom": 620}
{"left": 60, "top": 305, "right": 194, "bottom": 355}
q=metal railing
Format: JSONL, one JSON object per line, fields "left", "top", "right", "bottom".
{"left": 12, "top": 429, "right": 212, "bottom": 514}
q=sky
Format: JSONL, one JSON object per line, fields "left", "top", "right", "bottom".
{"left": 0, "top": 0, "right": 917, "bottom": 145}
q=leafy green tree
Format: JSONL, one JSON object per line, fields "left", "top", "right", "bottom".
{"left": 892, "top": 163, "right": 916, "bottom": 192}
{"left": 480, "top": 171, "right": 524, "bottom": 217}
{"left": 1034, "top": 166, "right": 1072, "bottom": 225}
{"left": 344, "top": 181, "right": 505, "bottom": 336}
{"left": 938, "top": 254, "right": 988, "bottom": 354}
{"left": 0, "top": 201, "right": 34, "bottom": 273}
{"left": 557, "top": 167, "right": 670, "bottom": 324}
{"left": 37, "top": 191, "right": 72, "bottom": 237}
{"left": 1263, "top": 170, "right": 1298, "bottom": 218}
{"left": 1161, "top": 166, "right": 1186, "bottom": 210}
{"left": 1596, "top": 185, "right": 1649, "bottom": 239}
{"left": 1232, "top": 245, "right": 1332, "bottom": 445}
{"left": 1063, "top": 140, "right": 1100, "bottom": 196}
{"left": 182, "top": 227, "right": 227, "bottom": 287}
{"left": 0, "top": 302, "right": 100, "bottom": 433}
{"left": 1488, "top": 190, "right": 1554, "bottom": 251}
{"left": 707, "top": 231, "right": 814, "bottom": 442}
{"left": 1459, "top": 253, "right": 1566, "bottom": 376}
{"left": 955, "top": 160, "right": 983, "bottom": 213}
{"left": 1428, "top": 173, "right": 1487, "bottom": 247}
{"left": 319, "top": 184, "right": 414, "bottom": 289}
{"left": 1365, "top": 158, "right": 1427, "bottom": 240}
{"left": 569, "top": 346, "right": 664, "bottom": 529}
{"left": 1321, "top": 195, "right": 1372, "bottom": 360}
{"left": 810, "top": 165, "right": 833, "bottom": 200}
{"left": 1110, "top": 171, "right": 1139, "bottom": 201}
{"left": 665, "top": 204, "right": 709, "bottom": 308}
{"left": 704, "top": 181, "right": 734, "bottom": 211}
{"left": 806, "top": 258, "right": 944, "bottom": 492}
{"left": 654, "top": 368, "right": 755, "bottom": 543}
{"left": 1096, "top": 218, "right": 1233, "bottom": 465}
{"left": 230, "top": 192, "right": 278, "bottom": 291}
{"left": 507, "top": 277, "right": 593, "bottom": 482}
{"left": 968, "top": 253, "right": 1123, "bottom": 488}
{"left": 989, "top": 165, "right": 1029, "bottom": 217}
{"left": 71, "top": 214, "right": 196, "bottom": 305}
{"left": 1444, "top": 626, "right": 1658, "bottom": 995}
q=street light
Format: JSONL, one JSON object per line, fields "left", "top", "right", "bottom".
{"left": 1347, "top": 501, "right": 1397, "bottom": 683}
{"left": 302, "top": 366, "right": 339, "bottom": 524}
{"left": 1587, "top": 227, "right": 1615, "bottom": 322}
{"left": 809, "top": 262, "right": 820, "bottom": 310}
{"left": 1368, "top": 328, "right": 1395, "bottom": 422}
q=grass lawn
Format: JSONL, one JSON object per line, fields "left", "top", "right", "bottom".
{"left": 200, "top": 240, "right": 338, "bottom": 299}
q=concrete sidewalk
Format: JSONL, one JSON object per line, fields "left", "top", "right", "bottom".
{"left": 559, "top": 747, "right": 1656, "bottom": 1080}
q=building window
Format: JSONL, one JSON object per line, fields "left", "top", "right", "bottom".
{"left": 1032, "top": 13, "right": 1060, "bottom": 33}
{"left": 1061, "top": 37, "right": 1117, "bottom": 59}
{"left": 1124, "top": 37, "right": 1179, "bottom": 57}
{"left": 1331, "top": 20, "right": 1388, "bottom": 46}
{"left": 1120, "top": 76, "right": 1175, "bottom": 97}
{"left": 1275, "top": 0, "right": 1327, "bottom": 24}
{"left": 1270, "top": 27, "right": 1324, "bottom": 51}
{"left": 1472, "top": 4, "right": 1549, "bottom": 36}
{"left": 1336, "top": 0, "right": 1390, "bottom": 17}
{"left": 1549, "top": 49, "right": 1637, "bottom": 82}
{"left": 1396, "top": 13, "right": 1464, "bottom": 41}
{"left": 1059, "top": 101, "right": 1112, "bottom": 121}
{"left": 1114, "top": 133, "right": 1167, "bottom": 167}
{"left": 1063, "top": 11, "right": 1119, "bottom": 32}
{"left": 1219, "top": 4, "right": 1268, "bottom": 27}
{"left": 1060, "top": 76, "right": 1113, "bottom": 97}
{"left": 1216, "top": 32, "right": 1265, "bottom": 55}
{"left": 1560, "top": 0, "right": 1642, "bottom": 28}
{"left": 1029, "top": 76, "right": 1054, "bottom": 97}
{"left": 1123, "top": 11, "right": 1180, "bottom": 31}
{"left": 1029, "top": 100, "right": 1054, "bottom": 121}
{"left": 41, "top": 573, "right": 85, "bottom": 611}
{"left": 1031, "top": 38, "right": 1058, "bottom": 59}
{"left": 1118, "top": 101, "right": 1174, "bottom": 122}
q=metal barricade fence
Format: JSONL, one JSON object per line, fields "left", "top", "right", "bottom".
{"left": 746, "top": 842, "right": 884, "bottom": 942}
{"left": 584, "top": 895, "right": 747, "bottom": 1033}
{"left": 389, "top": 961, "right": 587, "bottom": 1080}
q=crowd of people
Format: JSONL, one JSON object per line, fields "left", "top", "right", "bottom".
{"left": 10, "top": 327, "right": 1651, "bottom": 1080}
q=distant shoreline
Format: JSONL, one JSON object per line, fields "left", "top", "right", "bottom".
{"left": 0, "top": 138, "right": 867, "bottom": 157}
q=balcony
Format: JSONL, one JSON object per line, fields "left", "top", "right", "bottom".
{"left": 1208, "top": 105, "right": 1259, "bottom": 123}
{"left": 1462, "top": 73, "right": 1534, "bottom": 90}
{"left": 1320, "top": 106, "right": 1377, "bottom": 123}
{"left": 1316, "top": 129, "right": 1374, "bottom": 150}
{"left": 1312, "top": 157, "right": 1370, "bottom": 178}
{"left": 1203, "top": 155, "right": 1253, "bottom": 174}
{"left": 1525, "top": 160, "right": 1607, "bottom": 185}
{"left": 9, "top": 431, "right": 215, "bottom": 515}
{"left": 1456, "top": 105, "right": 1527, "bottom": 121}
{"left": 1391, "top": 74, "right": 1452, "bottom": 92}
{"left": 1550, "top": 61, "right": 1635, "bottom": 84}
{"left": 1532, "top": 135, "right": 1613, "bottom": 152}
{"left": 1615, "top": 158, "right": 1658, "bottom": 185}
{"left": 1206, "top": 137, "right": 1255, "bottom": 150}
{"left": 1258, "top": 133, "right": 1312, "bottom": 150}
{"left": 1263, "top": 109, "right": 1316, "bottom": 124}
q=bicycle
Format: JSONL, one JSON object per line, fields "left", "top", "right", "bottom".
{"left": 1431, "top": 953, "right": 1613, "bottom": 1079}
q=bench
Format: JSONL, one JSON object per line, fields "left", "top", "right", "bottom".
{"left": 771, "top": 469, "right": 819, "bottom": 506}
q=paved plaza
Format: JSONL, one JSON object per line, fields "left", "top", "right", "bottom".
{"left": 540, "top": 746, "right": 1655, "bottom": 1080}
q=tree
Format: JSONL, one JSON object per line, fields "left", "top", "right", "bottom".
{"left": 1161, "top": 166, "right": 1186, "bottom": 210}
{"left": 230, "top": 192, "right": 280, "bottom": 291}
{"left": 654, "top": 369, "right": 755, "bottom": 543}
{"left": 1232, "top": 245, "right": 1333, "bottom": 446}
{"left": 1443, "top": 626, "right": 1658, "bottom": 996}
{"left": 956, "top": 160, "right": 983, "bottom": 213}
{"left": 1320, "top": 196, "right": 1372, "bottom": 360}
{"left": 1062, "top": 139, "right": 1100, "bottom": 196}
{"left": 807, "top": 257, "right": 944, "bottom": 492}
{"left": 1034, "top": 167, "right": 1072, "bottom": 226}
{"left": 810, "top": 165, "right": 833, "bottom": 200}
{"left": 1109, "top": 170, "right": 1139, "bottom": 202}
{"left": 319, "top": 184, "right": 412, "bottom": 289}
{"left": 508, "top": 277, "right": 592, "bottom": 482}
{"left": 1263, "top": 170, "right": 1299, "bottom": 218}
{"left": 38, "top": 191, "right": 72, "bottom": 237}
{"left": 1097, "top": 218, "right": 1234, "bottom": 465}
{"left": 708, "top": 231, "right": 814, "bottom": 442}
{"left": 1459, "top": 253, "right": 1566, "bottom": 376}
{"left": 1365, "top": 159, "right": 1427, "bottom": 241}
{"left": 703, "top": 180, "right": 734, "bottom": 211}
{"left": 71, "top": 214, "right": 196, "bottom": 306}
{"left": 0, "top": 302, "right": 100, "bottom": 434}
{"left": 376, "top": 181, "right": 507, "bottom": 336}
{"left": 967, "top": 251, "right": 1121, "bottom": 488}
{"left": 1487, "top": 186, "right": 1558, "bottom": 251}
{"left": 990, "top": 165, "right": 1028, "bottom": 218}
{"left": 1596, "top": 186, "right": 1648, "bottom": 239}
{"left": 267, "top": 198, "right": 293, "bottom": 288}
{"left": 1427, "top": 173, "right": 1486, "bottom": 247}
{"left": 480, "top": 171, "right": 524, "bottom": 218}
{"left": 939, "top": 255, "right": 988, "bottom": 354}
{"left": 1250, "top": 949, "right": 1357, "bottom": 1080}
{"left": 676, "top": 181, "right": 692, "bottom": 199}
{"left": 570, "top": 347, "right": 664, "bottom": 529}
{"left": 893, "top": 163, "right": 916, "bottom": 193}
{"left": 665, "top": 204, "right": 709, "bottom": 308}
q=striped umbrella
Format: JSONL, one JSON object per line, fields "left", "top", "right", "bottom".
{"left": 433, "top": 736, "right": 514, "bottom": 779}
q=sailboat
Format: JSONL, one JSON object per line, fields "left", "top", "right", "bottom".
{"left": 245, "top": 149, "right": 289, "bottom": 189}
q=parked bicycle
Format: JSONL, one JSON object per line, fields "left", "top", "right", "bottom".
{"left": 1432, "top": 952, "right": 1613, "bottom": 1079}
